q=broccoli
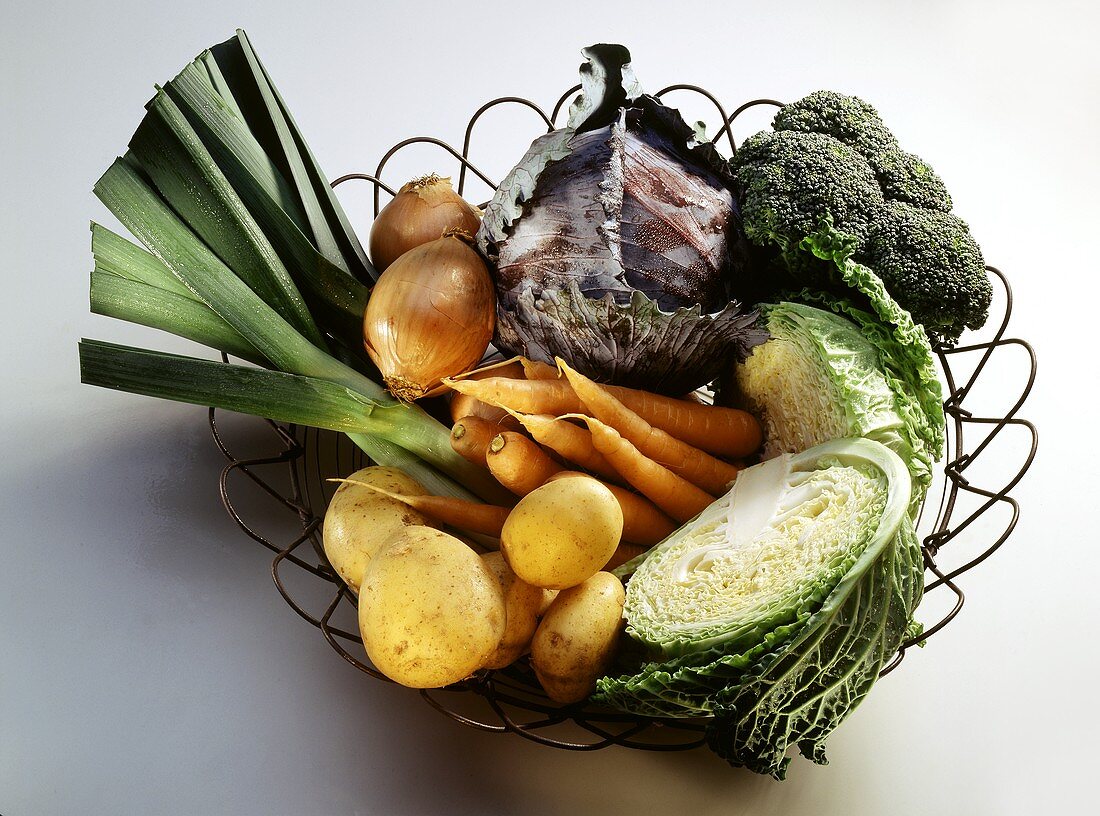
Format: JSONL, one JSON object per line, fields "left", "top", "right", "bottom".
{"left": 866, "top": 202, "right": 992, "bottom": 342}
{"left": 871, "top": 149, "right": 952, "bottom": 212}
{"left": 736, "top": 130, "right": 883, "bottom": 252}
{"left": 772, "top": 90, "right": 897, "bottom": 158}
{"left": 730, "top": 90, "right": 991, "bottom": 343}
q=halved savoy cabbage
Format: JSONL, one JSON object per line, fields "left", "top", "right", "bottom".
{"left": 595, "top": 438, "right": 924, "bottom": 778}
{"left": 734, "top": 300, "right": 943, "bottom": 511}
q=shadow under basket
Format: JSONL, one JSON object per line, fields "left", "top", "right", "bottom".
{"left": 211, "top": 87, "right": 1038, "bottom": 753}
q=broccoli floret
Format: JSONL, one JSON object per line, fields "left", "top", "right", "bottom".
{"left": 731, "top": 90, "right": 991, "bottom": 342}
{"left": 863, "top": 202, "right": 991, "bottom": 343}
{"left": 772, "top": 90, "right": 897, "bottom": 158}
{"left": 871, "top": 149, "right": 952, "bottom": 212}
{"left": 735, "top": 131, "right": 884, "bottom": 251}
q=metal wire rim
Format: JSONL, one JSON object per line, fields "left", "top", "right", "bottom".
{"left": 214, "top": 88, "right": 1038, "bottom": 752}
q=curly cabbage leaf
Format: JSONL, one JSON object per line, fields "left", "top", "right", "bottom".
{"left": 735, "top": 301, "right": 938, "bottom": 510}
{"left": 797, "top": 224, "right": 946, "bottom": 470}
{"left": 594, "top": 438, "right": 923, "bottom": 778}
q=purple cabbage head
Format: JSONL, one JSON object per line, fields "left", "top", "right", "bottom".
{"left": 477, "top": 45, "right": 764, "bottom": 394}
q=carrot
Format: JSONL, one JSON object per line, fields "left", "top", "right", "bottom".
{"left": 444, "top": 376, "right": 762, "bottom": 458}
{"left": 446, "top": 357, "right": 527, "bottom": 381}
{"left": 547, "top": 471, "right": 677, "bottom": 547}
{"left": 447, "top": 360, "right": 526, "bottom": 429}
{"left": 450, "top": 415, "right": 504, "bottom": 466}
{"left": 603, "top": 542, "right": 649, "bottom": 572}
{"left": 557, "top": 359, "right": 740, "bottom": 495}
{"left": 520, "top": 357, "right": 560, "bottom": 380}
{"left": 329, "top": 479, "right": 510, "bottom": 537}
{"left": 502, "top": 409, "right": 625, "bottom": 486}
{"left": 566, "top": 416, "right": 714, "bottom": 523}
{"left": 486, "top": 432, "right": 564, "bottom": 495}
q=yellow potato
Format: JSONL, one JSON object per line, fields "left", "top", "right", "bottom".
{"left": 500, "top": 478, "right": 623, "bottom": 590}
{"left": 358, "top": 526, "right": 505, "bottom": 688}
{"left": 322, "top": 466, "right": 434, "bottom": 593}
{"left": 531, "top": 572, "right": 626, "bottom": 704}
{"left": 480, "top": 551, "right": 545, "bottom": 669}
{"left": 537, "top": 589, "right": 559, "bottom": 616}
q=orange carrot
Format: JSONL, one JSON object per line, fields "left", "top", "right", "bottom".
{"left": 520, "top": 357, "right": 560, "bottom": 380}
{"left": 503, "top": 409, "right": 626, "bottom": 485}
{"left": 448, "top": 361, "right": 526, "bottom": 429}
{"left": 446, "top": 357, "right": 527, "bottom": 381}
{"left": 557, "top": 360, "right": 740, "bottom": 495}
{"left": 567, "top": 416, "right": 714, "bottom": 523}
{"left": 329, "top": 479, "right": 510, "bottom": 537}
{"left": 444, "top": 376, "right": 762, "bottom": 458}
{"left": 603, "top": 542, "right": 649, "bottom": 572}
{"left": 486, "top": 432, "right": 564, "bottom": 496}
{"left": 547, "top": 471, "right": 677, "bottom": 547}
{"left": 449, "top": 415, "right": 504, "bottom": 466}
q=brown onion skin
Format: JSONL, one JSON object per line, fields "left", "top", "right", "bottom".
{"left": 369, "top": 176, "right": 482, "bottom": 272}
{"left": 363, "top": 233, "right": 496, "bottom": 401}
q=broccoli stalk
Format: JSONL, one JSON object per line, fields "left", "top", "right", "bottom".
{"left": 731, "top": 90, "right": 991, "bottom": 343}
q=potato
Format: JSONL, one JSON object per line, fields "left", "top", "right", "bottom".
{"left": 531, "top": 572, "right": 626, "bottom": 704}
{"left": 322, "top": 466, "right": 434, "bottom": 593}
{"left": 500, "top": 478, "right": 623, "bottom": 590}
{"left": 537, "top": 589, "right": 559, "bottom": 616}
{"left": 479, "top": 552, "right": 544, "bottom": 669}
{"left": 358, "top": 526, "right": 505, "bottom": 688}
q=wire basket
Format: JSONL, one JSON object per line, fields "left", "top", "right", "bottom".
{"left": 212, "top": 86, "right": 1038, "bottom": 752}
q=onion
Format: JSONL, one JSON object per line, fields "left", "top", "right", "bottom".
{"left": 363, "top": 230, "right": 496, "bottom": 401}
{"left": 369, "top": 174, "right": 482, "bottom": 272}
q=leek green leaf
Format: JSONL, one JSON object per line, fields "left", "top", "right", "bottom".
{"left": 207, "top": 31, "right": 375, "bottom": 283}
{"left": 129, "top": 90, "right": 324, "bottom": 347}
{"left": 90, "top": 273, "right": 266, "bottom": 367}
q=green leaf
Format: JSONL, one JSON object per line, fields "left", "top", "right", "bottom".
{"left": 91, "top": 222, "right": 193, "bottom": 298}
{"left": 128, "top": 90, "right": 325, "bottom": 347}
{"left": 78, "top": 340, "right": 479, "bottom": 501}
{"left": 162, "top": 55, "right": 371, "bottom": 342}
{"left": 78, "top": 339, "right": 386, "bottom": 432}
{"left": 208, "top": 31, "right": 375, "bottom": 283}
{"left": 93, "top": 157, "right": 371, "bottom": 394}
{"left": 167, "top": 59, "right": 307, "bottom": 230}
{"left": 90, "top": 272, "right": 266, "bottom": 366}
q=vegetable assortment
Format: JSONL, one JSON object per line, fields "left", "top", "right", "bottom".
{"left": 78, "top": 32, "right": 995, "bottom": 778}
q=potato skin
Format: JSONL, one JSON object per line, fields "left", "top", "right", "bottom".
{"left": 500, "top": 478, "right": 623, "bottom": 590}
{"left": 480, "top": 552, "right": 544, "bottom": 669}
{"left": 322, "top": 467, "right": 434, "bottom": 593}
{"left": 531, "top": 572, "right": 626, "bottom": 704}
{"left": 358, "top": 527, "right": 505, "bottom": 688}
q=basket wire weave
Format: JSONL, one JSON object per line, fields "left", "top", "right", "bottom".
{"left": 212, "top": 86, "right": 1038, "bottom": 752}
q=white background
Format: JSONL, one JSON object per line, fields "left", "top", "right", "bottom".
{"left": 0, "top": 1, "right": 1093, "bottom": 813}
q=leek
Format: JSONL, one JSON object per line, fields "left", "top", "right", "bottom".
{"left": 78, "top": 341, "right": 475, "bottom": 500}
{"left": 162, "top": 58, "right": 371, "bottom": 342}
{"left": 81, "top": 30, "right": 512, "bottom": 506}
{"left": 128, "top": 90, "right": 325, "bottom": 348}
